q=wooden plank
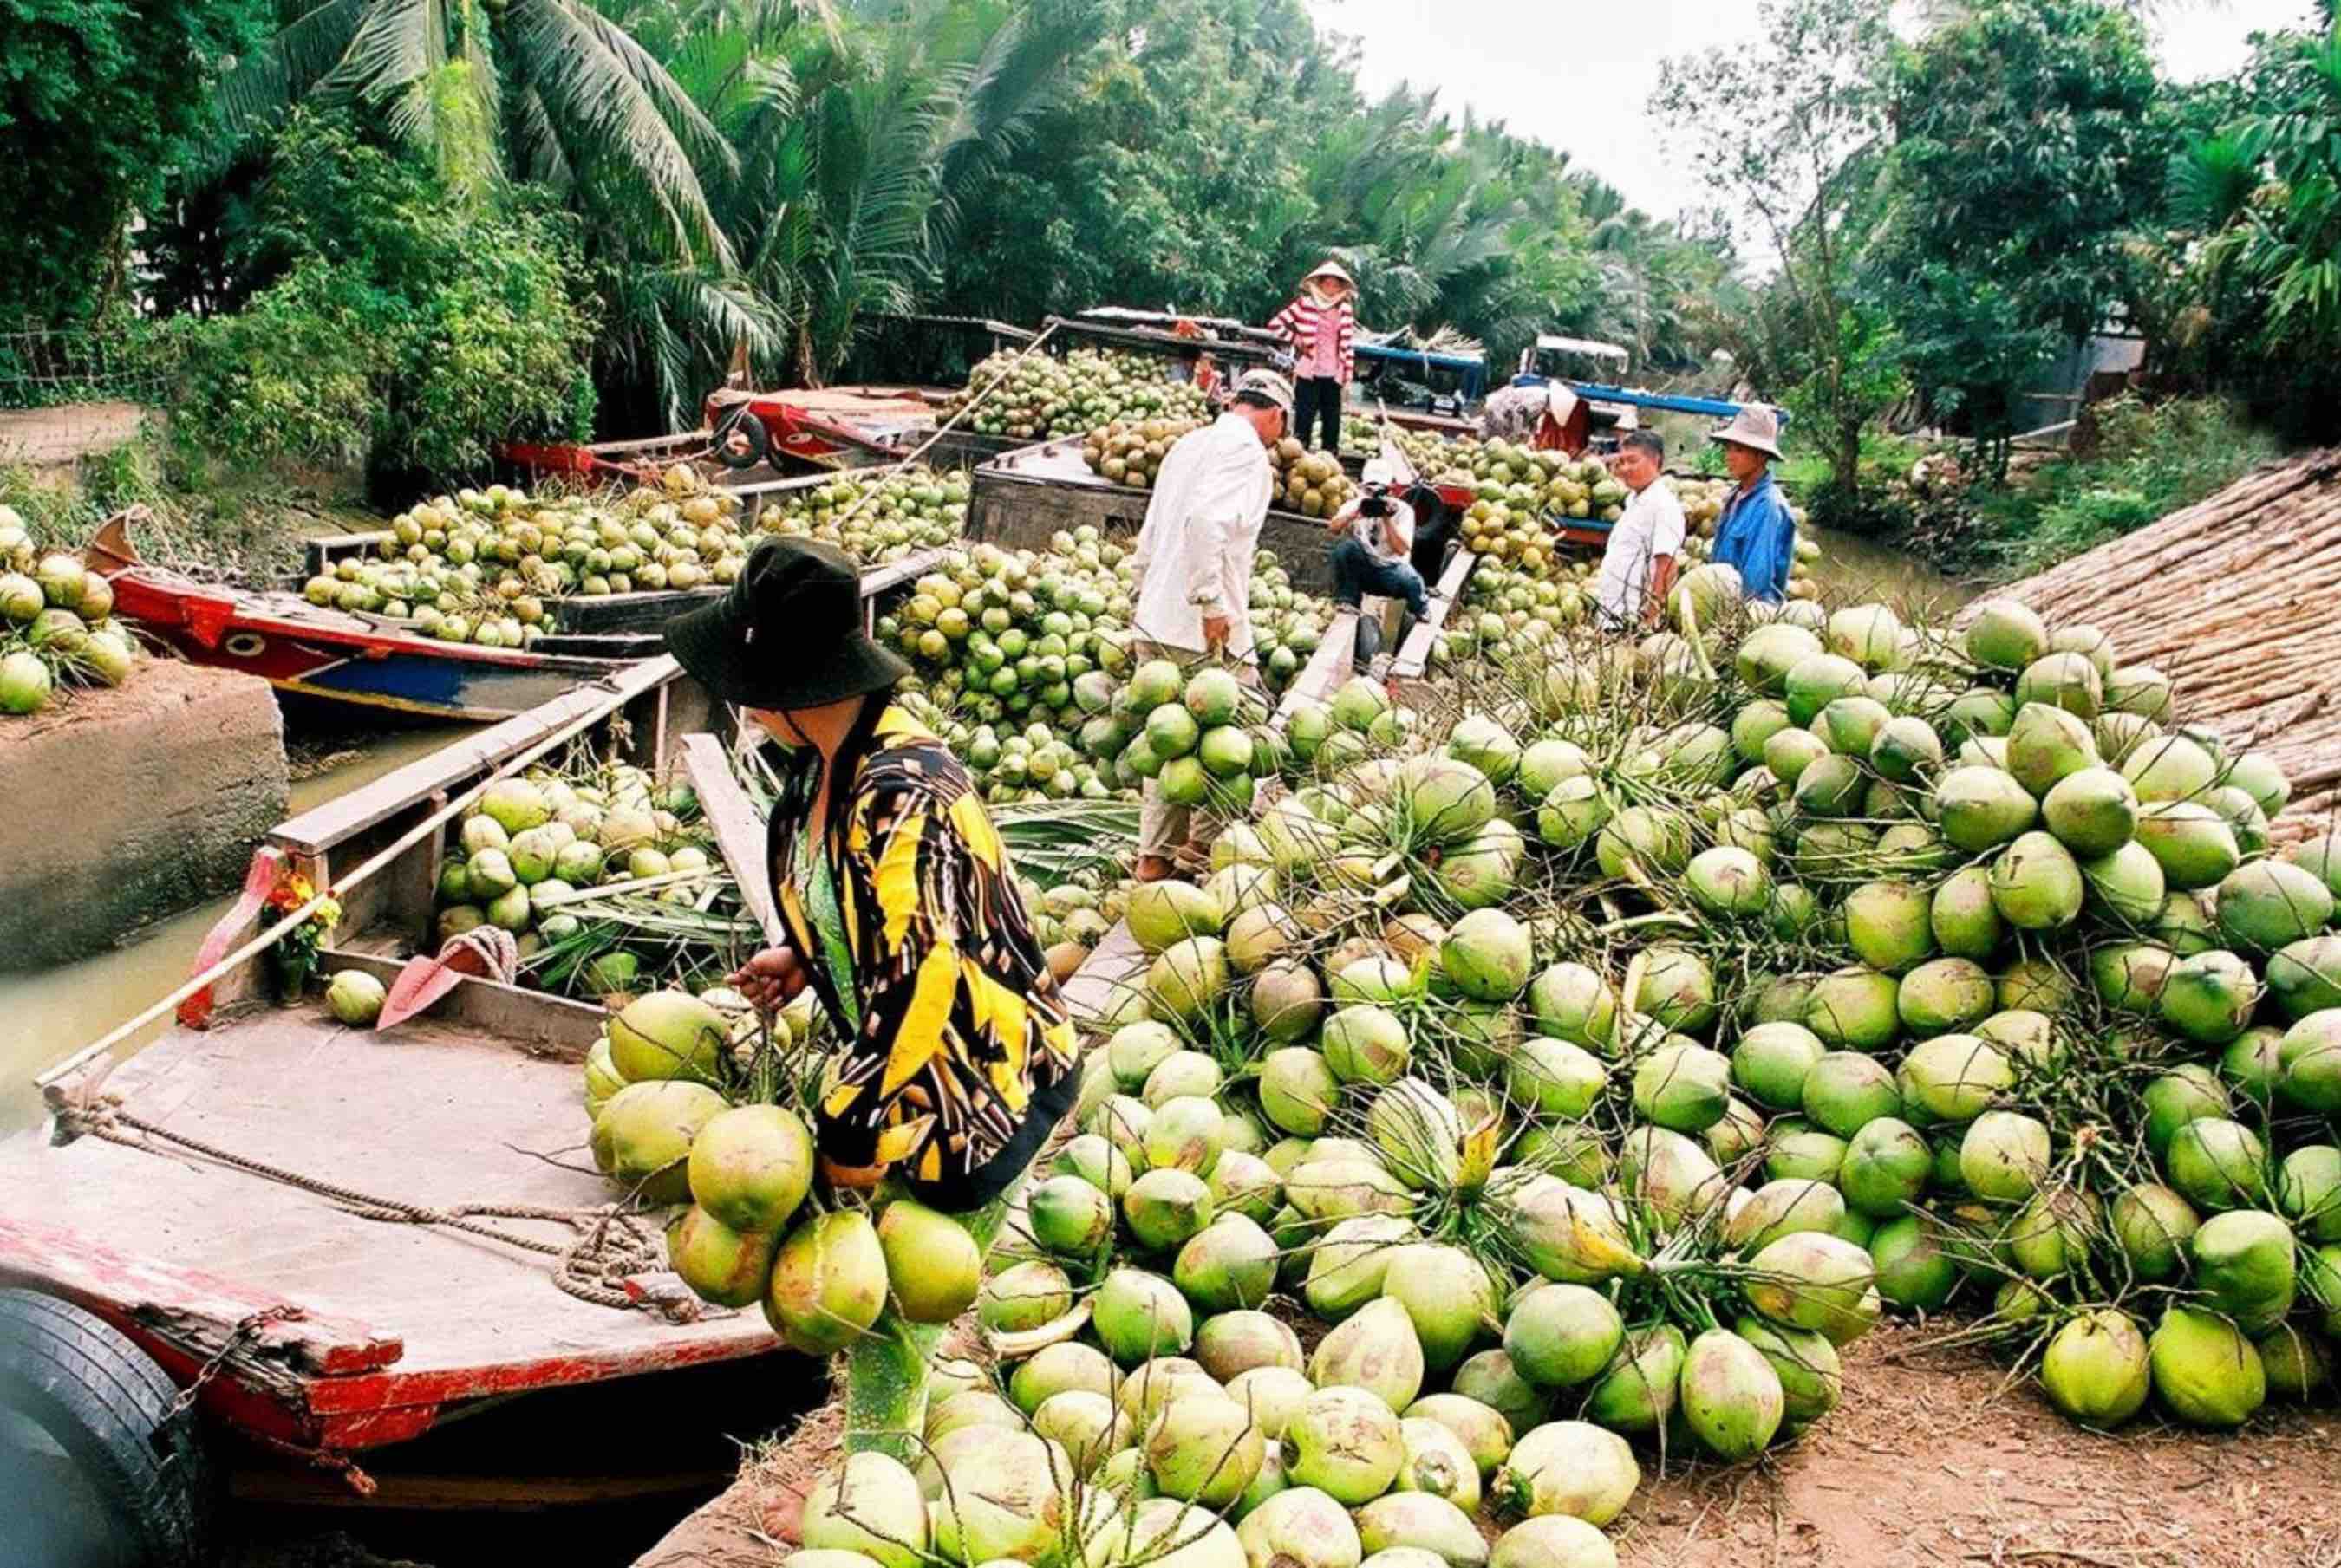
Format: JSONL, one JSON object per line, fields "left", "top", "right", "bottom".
{"left": 0, "top": 1213, "right": 404, "bottom": 1378}
{"left": 682, "top": 734, "right": 782, "bottom": 947}
{"left": 1276, "top": 610, "right": 1360, "bottom": 730}
{"left": 1061, "top": 921, "right": 1147, "bottom": 1031}
{"left": 271, "top": 658, "right": 679, "bottom": 856}
{"left": 1390, "top": 546, "right": 1478, "bottom": 686}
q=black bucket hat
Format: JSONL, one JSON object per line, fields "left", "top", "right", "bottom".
{"left": 663, "top": 536, "right": 910, "bottom": 709}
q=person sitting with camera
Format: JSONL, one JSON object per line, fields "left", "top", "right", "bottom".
{"left": 1326, "top": 458, "right": 1430, "bottom": 660}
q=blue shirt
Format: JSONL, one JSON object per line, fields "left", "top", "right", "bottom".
{"left": 1712, "top": 472, "right": 1796, "bottom": 602}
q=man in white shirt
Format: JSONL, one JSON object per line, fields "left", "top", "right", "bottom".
{"left": 1326, "top": 457, "right": 1429, "bottom": 660}
{"left": 1125, "top": 369, "right": 1291, "bottom": 881}
{"left": 1591, "top": 429, "right": 1685, "bottom": 631}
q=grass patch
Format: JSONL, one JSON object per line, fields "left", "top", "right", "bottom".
{"left": 0, "top": 427, "right": 375, "bottom": 582}
{"left": 1944, "top": 396, "right": 2283, "bottom": 580}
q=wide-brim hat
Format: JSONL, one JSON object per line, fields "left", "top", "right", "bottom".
{"left": 1303, "top": 258, "right": 1356, "bottom": 291}
{"left": 665, "top": 535, "right": 909, "bottom": 710}
{"left": 1710, "top": 403, "right": 1783, "bottom": 459}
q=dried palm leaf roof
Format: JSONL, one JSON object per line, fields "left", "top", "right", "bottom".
{"left": 1997, "top": 448, "right": 2341, "bottom": 836}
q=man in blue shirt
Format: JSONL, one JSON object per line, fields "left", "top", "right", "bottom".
{"left": 1708, "top": 405, "right": 1795, "bottom": 602}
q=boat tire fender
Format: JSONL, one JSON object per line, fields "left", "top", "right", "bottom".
{"left": 714, "top": 405, "right": 770, "bottom": 470}
{"left": 0, "top": 1287, "right": 213, "bottom": 1567}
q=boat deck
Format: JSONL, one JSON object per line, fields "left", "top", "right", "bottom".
{"left": 0, "top": 1004, "right": 781, "bottom": 1451}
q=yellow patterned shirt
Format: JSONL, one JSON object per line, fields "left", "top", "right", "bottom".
{"left": 769, "top": 702, "right": 1081, "bottom": 1210}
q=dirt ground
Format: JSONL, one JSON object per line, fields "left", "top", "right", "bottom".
{"left": 632, "top": 1322, "right": 2341, "bottom": 1568}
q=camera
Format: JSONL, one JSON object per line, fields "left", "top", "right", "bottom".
{"left": 1358, "top": 483, "right": 1394, "bottom": 519}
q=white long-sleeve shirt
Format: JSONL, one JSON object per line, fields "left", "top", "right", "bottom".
{"left": 1126, "top": 413, "right": 1274, "bottom": 658}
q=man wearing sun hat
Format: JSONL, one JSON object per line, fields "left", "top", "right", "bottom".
{"left": 1125, "top": 368, "right": 1292, "bottom": 882}
{"left": 1708, "top": 403, "right": 1796, "bottom": 602}
{"left": 661, "top": 537, "right": 1080, "bottom": 1212}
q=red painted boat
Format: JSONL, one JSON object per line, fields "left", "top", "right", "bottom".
{"left": 86, "top": 514, "right": 650, "bottom": 723}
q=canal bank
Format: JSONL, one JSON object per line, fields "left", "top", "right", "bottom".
{"left": 1, "top": 721, "right": 466, "bottom": 1136}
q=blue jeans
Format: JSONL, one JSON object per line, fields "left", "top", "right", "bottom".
{"left": 1328, "top": 536, "right": 1428, "bottom": 617}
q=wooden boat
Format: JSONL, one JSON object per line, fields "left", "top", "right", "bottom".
{"left": 0, "top": 556, "right": 1366, "bottom": 1552}
{"left": 87, "top": 515, "right": 650, "bottom": 723}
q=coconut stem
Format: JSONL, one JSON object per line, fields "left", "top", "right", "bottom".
{"left": 843, "top": 1174, "right": 1029, "bottom": 1458}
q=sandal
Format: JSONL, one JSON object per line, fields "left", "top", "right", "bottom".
{"left": 1133, "top": 855, "right": 1177, "bottom": 883}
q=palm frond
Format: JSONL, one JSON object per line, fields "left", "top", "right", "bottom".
{"left": 205, "top": 0, "right": 369, "bottom": 168}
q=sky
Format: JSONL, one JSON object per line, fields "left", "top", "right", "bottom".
{"left": 1304, "top": 0, "right": 2325, "bottom": 225}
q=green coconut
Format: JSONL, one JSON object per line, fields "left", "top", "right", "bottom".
{"left": 591, "top": 1080, "right": 727, "bottom": 1203}
{"left": 1490, "top": 1419, "right": 1639, "bottom": 1526}
{"left": 2265, "top": 935, "right": 2341, "bottom": 1021}
{"left": 688, "top": 1105, "right": 815, "bottom": 1235}
{"left": 1373, "top": 1246, "right": 1494, "bottom": 1377}
{"left": 1896, "top": 960, "right": 1997, "bottom": 1038}
{"left": 607, "top": 990, "right": 728, "bottom": 1083}
{"left": 1959, "top": 1110, "right": 2051, "bottom": 1202}
{"left": 1440, "top": 909, "right": 1533, "bottom": 1001}
{"left": 667, "top": 1206, "right": 780, "bottom": 1310}
{"left": 2148, "top": 1307, "right": 2265, "bottom": 1428}
{"left": 1803, "top": 966, "right": 1901, "bottom": 1051}
{"left": 1258, "top": 1047, "right": 1340, "bottom": 1136}
{"left": 1092, "top": 1267, "right": 1196, "bottom": 1363}
{"left": 1285, "top": 1386, "right": 1405, "bottom": 1505}
{"left": 1933, "top": 766, "right": 2040, "bottom": 853}
{"left": 2006, "top": 702, "right": 2100, "bottom": 797}
{"left": 1988, "top": 832, "right": 2084, "bottom": 929}
{"left": 1731, "top": 1021, "right": 1825, "bottom": 1111}
{"left": 2110, "top": 1182, "right": 2201, "bottom": 1281}
{"left": 1012, "top": 1340, "right": 1118, "bottom": 1415}
{"left": 2218, "top": 861, "right": 2335, "bottom": 953}
{"left": 2164, "top": 1117, "right": 2267, "bottom": 1212}
{"left": 2040, "top": 1310, "right": 2150, "bottom": 1429}
{"left": 1724, "top": 1178, "right": 1846, "bottom": 1253}
{"left": 1839, "top": 1120, "right": 1933, "bottom": 1220}
{"left": 1783, "top": 652, "right": 1869, "bottom": 726}
{"left": 1965, "top": 598, "right": 2050, "bottom": 670}
{"left": 1581, "top": 1323, "right": 1686, "bottom": 1435}
{"left": 2135, "top": 802, "right": 2240, "bottom": 891}
{"left": 930, "top": 1432, "right": 1069, "bottom": 1564}
{"left": 1735, "top": 1317, "right": 1842, "bottom": 1428}
{"left": 1449, "top": 1350, "right": 1550, "bottom": 1438}
{"left": 2155, "top": 949, "right": 2259, "bottom": 1044}
{"left": 765, "top": 1210, "right": 887, "bottom": 1355}
{"left": 1868, "top": 1214, "right": 1959, "bottom": 1310}
{"left": 1927, "top": 866, "right": 2005, "bottom": 960}
{"left": 2276, "top": 1145, "right": 2341, "bottom": 1243}
{"left": 799, "top": 1452, "right": 930, "bottom": 1568}
{"left": 1233, "top": 1487, "right": 1360, "bottom": 1568}
{"left": 2191, "top": 1208, "right": 2298, "bottom": 1331}
{"left": 1503, "top": 1283, "right": 1626, "bottom": 1390}
{"left": 1801, "top": 1051, "right": 1901, "bottom": 1138}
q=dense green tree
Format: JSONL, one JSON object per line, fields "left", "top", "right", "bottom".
{"left": 1873, "top": 1, "right": 2168, "bottom": 473}
{"left": 1654, "top": 0, "right": 1907, "bottom": 502}
{"left": 0, "top": 0, "right": 267, "bottom": 329}
{"left": 2149, "top": 17, "right": 2341, "bottom": 439}
{"left": 170, "top": 115, "right": 598, "bottom": 482}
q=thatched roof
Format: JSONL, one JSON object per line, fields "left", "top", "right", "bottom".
{"left": 1998, "top": 448, "right": 2341, "bottom": 836}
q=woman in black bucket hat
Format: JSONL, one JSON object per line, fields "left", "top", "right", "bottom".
{"left": 664, "top": 537, "right": 1080, "bottom": 1213}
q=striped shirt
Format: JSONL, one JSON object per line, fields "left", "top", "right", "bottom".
{"left": 1268, "top": 292, "right": 1356, "bottom": 384}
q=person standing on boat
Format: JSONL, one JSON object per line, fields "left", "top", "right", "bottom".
{"left": 1125, "top": 369, "right": 1292, "bottom": 884}
{"left": 663, "top": 538, "right": 1079, "bottom": 1213}
{"left": 1708, "top": 405, "right": 1796, "bottom": 602}
{"left": 1267, "top": 260, "right": 1357, "bottom": 452}
{"left": 1591, "top": 429, "right": 1685, "bottom": 632}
